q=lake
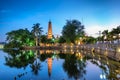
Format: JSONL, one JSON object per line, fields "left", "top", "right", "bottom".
{"left": 0, "top": 49, "right": 120, "bottom": 80}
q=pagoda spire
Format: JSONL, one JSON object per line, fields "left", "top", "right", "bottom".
{"left": 47, "top": 20, "right": 53, "bottom": 39}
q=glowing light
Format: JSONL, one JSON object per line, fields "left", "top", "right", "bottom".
{"left": 117, "top": 48, "right": 120, "bottom": 53}
{"left": 52, "top": 55, "right": 55, "bottom": 59}
{"left": 92, "top": 48, "right": 94, "bottom": 52}
{"left": 100, "top": 74, "right": 106, "bottom": 79}
{"left": 81, "top": 58, "right": 83, "bottom": 61}
{"left": 64, "top": 49, "right": 66, "bottom": 52}
{"left": 107, "top": 61, "right": 109, "bottom": 65}
{"left": 0, "top": 44, "right": 4, "bottom": 49}
{"left": 29, "top": 50, "right": 33, "bottom": 56}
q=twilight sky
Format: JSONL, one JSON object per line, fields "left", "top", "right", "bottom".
{"left": 0, "top": 0, "right": 120, "bottom": 42}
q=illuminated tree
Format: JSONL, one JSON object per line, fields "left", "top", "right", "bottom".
{"left": 5, "top": 28, "right": 34, "bottom": 48}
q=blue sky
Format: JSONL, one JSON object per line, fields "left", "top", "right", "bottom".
{"left": 0, "top": 0, "right": 120, "bottom": 41}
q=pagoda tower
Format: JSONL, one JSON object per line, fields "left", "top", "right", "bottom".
{"left": 47, "top": 20, "right": 53, "bottom": 39}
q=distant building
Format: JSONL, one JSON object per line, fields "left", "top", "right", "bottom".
{"left": 47, "top": 20, "right": 53, "bottom": 39}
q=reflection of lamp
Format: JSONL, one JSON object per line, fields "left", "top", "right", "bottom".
{"left": 100, "top": 74, "right": 106, "bottom": 79}
{"left": 76, "top": 52, "right": 83, "bottom": 61}
{"left": 100, "top": 67, "right": 106, "bottom": 79}
{"left": 104, "top": 49, "right": 108, "bottom": 56}
{"left": 64, "top": 45, "right": 66, "bottom": 48}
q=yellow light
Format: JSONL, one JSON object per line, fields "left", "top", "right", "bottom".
{"left": 0, "top": 45, "right": 4, "bottom": 49}
{"left": 64, "top": 45, "right": 66, "bottom": 48}
{"left": 92, "top": 48, "right": 94, "bottom": 52}
{"left": 117, "top": 48, "right": 120, "bottom": 53}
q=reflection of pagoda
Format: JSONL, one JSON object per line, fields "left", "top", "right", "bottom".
{"left": 47, "top": 20, "right": 53, "bottom": 39}
{"left": 47, "top": 58, "right": 52, "bottom": 77}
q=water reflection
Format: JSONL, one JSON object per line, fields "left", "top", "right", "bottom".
{"left": 47, "top": 58, "right": 52, "bottom": 77}
{"left": 63, "top": 53, "right": 86, "bottom": 80}
{"left": 4, "top": 49, "right": 35, "bottom": 68}
{"left": 2, "top": 49, "right": 120, "bottom": 80}
{"left": 88, "top": 51, "right": 120, "bottom": 80}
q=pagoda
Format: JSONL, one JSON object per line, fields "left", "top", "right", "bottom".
{"left": 47, "top": 20, "right": 53, "bottom": 39}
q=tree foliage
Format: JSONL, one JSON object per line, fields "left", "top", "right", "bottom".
{"left": 98, "top": 25, "right": 120, "bottom": 42}
{"left": 62, "top": 19, "right": 85, "bottom": 43}
{"left": 84, "top": 36, "right": 97, "bottom": 44}
{"left": 4, "top": 29, "right": 35, "bottom": 48}
{"left": 58, "top": 36, "right": 66, "bottom": 43}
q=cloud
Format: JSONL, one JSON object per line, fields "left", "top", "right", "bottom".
{"left": 85, "top": 23, "right": 119, "bottom": 38}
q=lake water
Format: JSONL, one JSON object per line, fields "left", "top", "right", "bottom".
{"left": 0, "top": 49, "right": 120, "bottom": 80}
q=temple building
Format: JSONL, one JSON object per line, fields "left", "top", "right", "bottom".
{"left": 47, "top": 20, "right": 53, "bottom": 39}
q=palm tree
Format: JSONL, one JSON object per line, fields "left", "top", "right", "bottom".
{"left": 108, "top": 26, "right": 120, "bottom": 44}
{"left": 102, "top": 30, "right": 109, "bottom": 43}
{"left": 31, "top": 23, "right": 43, "bottom": 46}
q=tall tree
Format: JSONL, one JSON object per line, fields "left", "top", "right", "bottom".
{"left": 62, "top": 19, "right": 85, "bottom": 43}
{"left": 31, "top": 23, "right": 43, "bottom": 46}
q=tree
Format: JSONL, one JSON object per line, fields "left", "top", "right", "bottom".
{"left": 5, "top": 29, "right": 34, "bottom": 48}
{"left": 58, "top": 36, "right": 66, "bottom": 44}
{"left": 41, "top": 35, "right": 47, "bottom": 43}
{"left": 102, "top": 30, "right": 109, "bottom": 42}
{"left": 102, "top": 30, "right": 108, "bottom": 36}
{"left": 84, "top": 36, "right": 97, "bottom": 44}
{"left": 31, "top": 23, "right": 43, "bottom": 46}
{"left": 62, "top": 19, "right": 85, "bottom": 44}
